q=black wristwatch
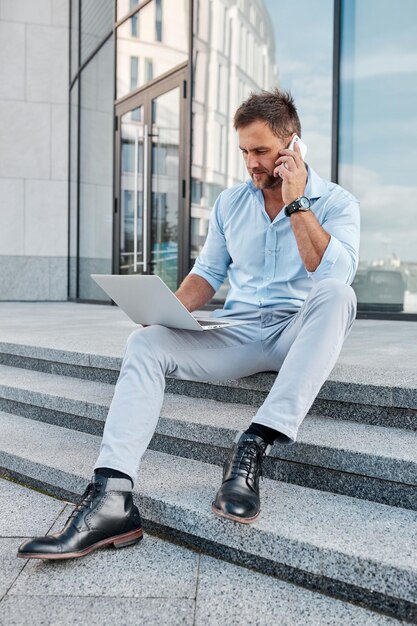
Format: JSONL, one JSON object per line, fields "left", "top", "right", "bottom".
{"left": 284, "top": 196, "right": 311, "bottom": 217}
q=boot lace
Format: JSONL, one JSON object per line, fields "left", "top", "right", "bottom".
{"left": 66, "top": 481, "right": 103, "bottom": 523}
{"left": 230, "top": 440, "right": 265, "bottom": 483}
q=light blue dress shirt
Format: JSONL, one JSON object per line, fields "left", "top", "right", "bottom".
{"left": 190, "top": 165, "right": 360, "bottom": 314}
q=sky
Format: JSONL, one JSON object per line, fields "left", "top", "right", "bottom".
{"left": 263, "top": 0, "right": 334, "bottom": 180}
{"left": 262, "top": 0, "right": 417, "bottom": 263}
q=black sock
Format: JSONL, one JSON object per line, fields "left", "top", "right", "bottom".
{"left": 94, "top": 467, "right": 133, "bottom": 488}
{"left": 244, "top": 423, "right": 280, "bottom": 446}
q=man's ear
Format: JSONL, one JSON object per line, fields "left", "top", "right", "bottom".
{"left": 286, "top": 132, "right": 297, "bottom": 149}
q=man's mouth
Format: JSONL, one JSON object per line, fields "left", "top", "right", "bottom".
{"left": 250, "top": 169, "right": 281, "bottom": 189}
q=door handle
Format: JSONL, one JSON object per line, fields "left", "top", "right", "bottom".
{"left": 133, "top": 123, "right": 148, "bottom": 273}
{"left": 143, "top": 123, "right": 149, "bottom": 274}
{"left": 133, "top": 126, "right": 139, "bottom": 273}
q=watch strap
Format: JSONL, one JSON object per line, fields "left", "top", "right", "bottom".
{"left": 284, "top": 196, "right": 311, "bottom": 217}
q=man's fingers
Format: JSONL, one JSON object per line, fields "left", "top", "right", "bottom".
{"left": 274, "top": 163, "right": 291, "bottom": 178}
{"left": 279, "top": 147, "right": 303, "bottom": 165}
{"left": 275, "top": 155, "right": 296, "bottom": 170}
{"left": 275, "top": 155, "right": 294, "bottom": 166}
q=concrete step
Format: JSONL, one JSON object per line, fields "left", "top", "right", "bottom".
{"left": 0, "top": 341, "right": 416, "bottom": 430}
{"left": 0, "top": 364, "right": 416, "bottom": 511}
{"left": 3, "top": 479, "right": 404, "bottom": 626}
{"left": 0, "top": 412, "right": 416, "bottom": 622}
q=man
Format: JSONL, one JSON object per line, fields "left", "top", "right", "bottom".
{"left": 17, "top": 89, "right": 359, "bottom": 559}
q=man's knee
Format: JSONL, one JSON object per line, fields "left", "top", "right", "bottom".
{"left": 126, "top": 324, "right": 175, "bottom": 359}
{"left": 126, "top": 325, "right": 161, "bottom": 354}
{"left": 309, "top": 278, "right": 357, "bottom": 315}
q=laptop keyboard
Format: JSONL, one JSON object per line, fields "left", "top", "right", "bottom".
{"left": 197, "top": 320, "right": 229, "bottom": 327}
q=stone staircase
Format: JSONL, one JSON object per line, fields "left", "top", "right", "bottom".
{"left": 0, "top": 338, "right": 416, "bottom": 623}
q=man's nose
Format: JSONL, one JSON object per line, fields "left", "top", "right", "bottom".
{"left": 246, "top": 154, "right": 260, "bottom": 170}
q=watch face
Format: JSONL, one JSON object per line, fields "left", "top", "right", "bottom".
{"left": 300, "top": 196, "right": 310, "bottom": 208}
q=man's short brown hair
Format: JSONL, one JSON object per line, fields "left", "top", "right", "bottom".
{"left": 233, "top": 88, "right": 301, "bottom": 139}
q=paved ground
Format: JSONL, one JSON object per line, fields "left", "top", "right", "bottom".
{"left": 0, "top": 477, "right": 405, "bottom": 625}
{"left": 0, "top": 303, "right": 413, "bottom": 623}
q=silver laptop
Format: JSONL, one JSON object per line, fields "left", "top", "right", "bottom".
{"left": 91, "top": 274, "right": 251, "bottom": 331}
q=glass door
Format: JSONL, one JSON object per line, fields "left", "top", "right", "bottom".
{"left": 114, "top": 70, "right": 188, "bottom": 290}
{"left": 119, "top": 105, "right": 145, "bottom": 273}
{"left": 150, "top": 87, "right": 180, "bottom": 290}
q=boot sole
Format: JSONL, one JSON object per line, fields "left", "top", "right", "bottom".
{"left": 16, "top": 527, "right": 143, "bottom": 560}
{"left": 211, "top": 504, "right": 259, "bottom": 524}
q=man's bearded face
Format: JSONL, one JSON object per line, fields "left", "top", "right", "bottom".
{"left": 238, "top": 120, "right": 289, "bottom": 190}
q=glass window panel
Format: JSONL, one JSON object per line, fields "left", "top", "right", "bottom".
{"left": 155, "top": 0, "right": 162, "bottom": 41}
{"left": 70, "top": 0, "right": 79, "bottom": 80}
{"left": 131, "top": 11, "right": 139, "bottom": 37}
{"left": 78, "top": 36, "right": 115, "bottom": 301}
{"left": 130, "top": 56, "right": 139, "bottom": 91}
{"left": 265, "top": 0, "right": 333, "bottom": 179}
{"left": 191, "top": 0, "right": 333, "bottom": 284}
{"left": 145, "top": 58, "right": 154, "bottom": 81}
{"left": 116, "top": 0, "right": 188, "bottom": 99}
{"left": 81, "top": 0, "right": 113, "bottom": 65}
{"left": 117, "top": 0, "right": 140, "bottom": 22}
{"left": 339, "top": 0, "right": 417, "bottom": 313}
{"left": 69, "top": 82, "right": 79, "bottom": 299}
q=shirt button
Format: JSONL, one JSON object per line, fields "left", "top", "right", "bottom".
{"left": 267, "top": 250, "right": 272, "bottom": 255}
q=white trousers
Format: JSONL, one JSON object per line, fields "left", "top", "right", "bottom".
{"left": 94, "top": 279, "right": 357, "bottom": 482}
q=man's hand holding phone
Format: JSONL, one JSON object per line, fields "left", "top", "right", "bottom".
{"left": 274, "top": 135, "right": 308, "bottom": 205}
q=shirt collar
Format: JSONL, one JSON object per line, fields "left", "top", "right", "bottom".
{"left": 245, "top": 163, "right": 328, "bottom": 201}
{"left": 304, "top": 164, "right": 328, "bottom": 200}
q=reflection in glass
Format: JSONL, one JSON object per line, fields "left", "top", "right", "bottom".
{"left": 264, "top": 0, "right": 333, "bottom": 179}
{"left": 151, "top": 88, "right": 180, "bottom": 290}
{"left": 120, "top": 107, "right": 144, "bottom": 274}
{"left": 191, "top": 0, "right": 278, "bottom": 299}
{"left": 80, "top": 0, "right": 113, "bottom": 65}
{"left": 155, "top": 0, "right": 162, "bottom": 41}
{"left": 130, "top": 56, "right": 139, "bottom": 91}
{"left": 70, "top": 0, "right": 79, "bottom": 80}
{"left": 78, "top": 37, "right": 114, "bottom": 301}
{"left": 116, "top": 0, "right": 188, "bottom": 99}
{"left": 353, "top": 269, "right": 406, "bottom": 313}
{"left": 339, "top": 0, "right": 417, "bottom": 313}
{"left": 191, "top": 0, "right": 334, "bottom": 302}
{"left": 117, "top": 0, "right": 140, "bottom": 22}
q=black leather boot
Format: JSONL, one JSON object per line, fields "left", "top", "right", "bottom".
{"left": 212, "top": 432, "right": 270, "bottom": 523}
{"left": 17, "top": 474, "right": 143, "bottom": 560}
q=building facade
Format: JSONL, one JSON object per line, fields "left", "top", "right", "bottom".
{"left": 0, "top": 0, "right": 69, "bottom": 299}
{"left": 1, "top": 0, "right": 416, "bottom": 317}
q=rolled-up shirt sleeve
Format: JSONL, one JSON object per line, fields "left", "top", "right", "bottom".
{"left": 308, "top": 196, "right": 360, "bottom": 285}
{"left": 190, "top": 193, "right": 231, "bottom": 292}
